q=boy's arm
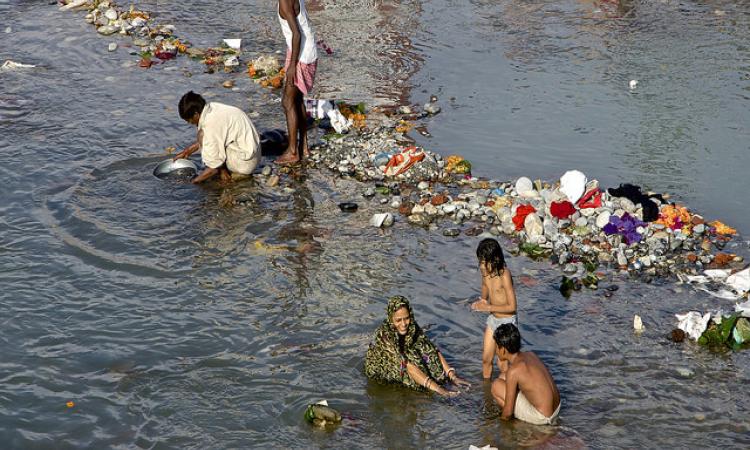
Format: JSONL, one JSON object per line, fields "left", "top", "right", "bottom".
{"left": 501, "top": 368, "right": 519, "bottom": 420}
{"left": 279, "top": 0, "right": 301, "bottom": 82}
{"left": 174, "top": 130, "right": 203, "bottom": 161}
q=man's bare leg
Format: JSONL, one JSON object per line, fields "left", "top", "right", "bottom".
{"left": 277, "top": 80, "right": 300, "bottom": 165}
{"left": 295, "top": 90, "right": 309, "bottom": 159}
{"left": 482, "top": 325, "right": 496, "bottom": 379}
{"left": 491, "top": 376, "right": 507, "bottom": 408}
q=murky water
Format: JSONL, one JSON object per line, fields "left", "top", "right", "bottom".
{"left": 1, "top": 0, "right": 750, "bottom": 448}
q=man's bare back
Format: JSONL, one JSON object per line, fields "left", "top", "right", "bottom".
{"left": 505, "top": 351, "right": 560, "bottom": 417}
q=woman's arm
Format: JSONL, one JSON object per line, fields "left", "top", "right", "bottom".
{"left": 438, "top": 352, "right": 471, "bottom": 387}
{"left": 406, "top": 362, "right": 458, "bottom": 397}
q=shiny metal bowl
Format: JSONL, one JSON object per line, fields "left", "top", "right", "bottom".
{"left": 153, "top": 158, "right": 198, "bottom": 179}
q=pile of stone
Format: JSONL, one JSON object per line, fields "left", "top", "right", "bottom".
{"left": 309, "top": 125, "right": 743, "bottom": 283}
{"left": 57, "top": 0, "right": 239, "bottom": 70}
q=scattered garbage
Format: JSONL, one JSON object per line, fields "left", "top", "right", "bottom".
{"left": 384, "top": 147, "right": 425, "bottom": 177}
{"left": 338, "top": 202, "right": 358, "bottom": 212}
{"left": 629, "top": 79, "right": 638, "bottom": 90}
{"left": 304, "top": 401, "right": 342, "bottom": 428}
{"left": 444, "top": 155, "right": 471, "bottom": 175}
{"left": 370, "top": 213, "right": 394, "bottom": 228}
{"left": 305, "top": 99, "right": 353, "bottom": 134}
{"left": 222, "top": 38, "right": 242, "bottom": 50}
{"left": 1, "top": 60, "right": 36, "bottom": 70}
{"left": 108, "top": 42, "right": 117, "bottom": 52}
{"left": 633, "top": 315, "right": 645, "bottom": 333}
{"left": 247, "top": 55, "right": 284, "bottom": 88}
{"left": 675, "top": 308, "right": 750, "bottom": 350}
{"left": 316, "top": 39, "right": 334, "bottom": 55}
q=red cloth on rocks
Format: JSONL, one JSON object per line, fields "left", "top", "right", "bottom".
{"left": 513, "top": 205, "right": 537, "bottom": 231}
{"left": 550, "top": 200, "right": 576, "bottom": 219}
{"left": 577, "top": 188, "right": 602, "bottom": 209}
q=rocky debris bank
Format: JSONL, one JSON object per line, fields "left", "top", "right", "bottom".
{"left": 307, "top": 125, "right": 744, "bottom": 288}
{"left": 58, "top": 0, "right": 241, "bottom": 71}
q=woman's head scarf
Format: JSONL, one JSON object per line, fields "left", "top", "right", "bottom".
{"left": 364, "top": 296, "right": 445, "bottom": 389}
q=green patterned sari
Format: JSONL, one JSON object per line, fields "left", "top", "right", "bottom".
{"left": 364, "top": 296, "right": 446, "bottom": 390}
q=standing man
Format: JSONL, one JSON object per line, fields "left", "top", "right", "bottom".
{"left": 175, "top": 91, "right": 261, "bottom": 184}
{"left": 275, "top": 0, "right": 318, "bottom": 165}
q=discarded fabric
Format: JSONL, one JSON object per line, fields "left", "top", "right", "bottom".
{"left": 577, "top": 187, "right": 602, "bottom": 209}
{"left": 560, "top": 170, "right": 587, "bottom": 203}
{"left": 607, "top": 183, "right": 662, "bottom": 222}
{"left": 675, "top": 311, "right": 711, "bottom": 341}
{"left": 384, "top": 147, "right": 425, "bottom": 177}
{"left": 602, "top": 213, "right": 646, "bottom": 245}
{"left": 550, "top": 200, "right": 576, "bottom": 219}
{"left": 513, "top": 205, "right": 536, "bottom": 231}
{"left": 1, "top": 60, "right": 36, "bottom": 70}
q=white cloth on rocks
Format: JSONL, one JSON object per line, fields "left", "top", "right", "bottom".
{"left": 560, "top": 170, "right": 587, "bottom": 204}
{"left": 736, "top": 299, "right": 750, "bottom": 318}
{"left": 675, "top": 311, "right": 711, "bottom": 341}
{"left": 726, "top": 267, "right": 750, "bottom": 294}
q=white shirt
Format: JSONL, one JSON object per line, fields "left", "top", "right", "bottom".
{"left": 198, "top": 102, "right": 260, "bottom": 174}
{"left": 278, "top": 0, "right": 318, "bottom": 64}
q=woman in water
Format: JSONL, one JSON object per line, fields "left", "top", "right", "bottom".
{"left": 365, "top": 296, "right": 470, "bottom": 397}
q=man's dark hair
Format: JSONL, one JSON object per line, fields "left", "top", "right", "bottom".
{"left": 494, "top": 323, "right": 521, "bottom": 354}
{"left": 178, "top": 91, "right": 206, "bottom": 121}
{"left": 477, "top": 238, "right": 506, "bottom": 276}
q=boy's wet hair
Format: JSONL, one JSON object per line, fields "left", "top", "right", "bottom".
{"left": 494, "top": 323, "right": 521, "bottom": 354}
{"left": 476, "top": 238, "right": 506, "bottom": 276}
{"left": 178, "top": 91, "right": 206, "bottom": 121}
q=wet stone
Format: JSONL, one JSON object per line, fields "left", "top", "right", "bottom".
{"left": 443, "top": 227, "right": 460, "bottom": 237}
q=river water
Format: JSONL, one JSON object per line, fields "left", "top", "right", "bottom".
{"left": 1, "top": 0, "right": 749, "bottom": 448}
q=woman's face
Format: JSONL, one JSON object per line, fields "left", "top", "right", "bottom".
{"left": 391, "top": 306, "right": 411, "bottom": 335}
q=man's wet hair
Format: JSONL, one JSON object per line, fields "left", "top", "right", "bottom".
{"left": 178, "top": 91, "right": 206, "bottom": 121}
{"left": 476, "top": 238, "right": 506, "bottom": 276}
{"left": 494, "top": 323, "right": 521, "bottom": 354}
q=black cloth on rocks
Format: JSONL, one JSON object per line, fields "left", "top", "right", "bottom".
{"left": 607, "top": 183, "right": 664, "bottom": 222}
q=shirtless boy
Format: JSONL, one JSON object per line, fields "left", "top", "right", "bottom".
{"left": 471, "top": 238, "right": 518, "bottom": 378}
{"left": 491, "top": 323, "right": 561, "bottom": 425}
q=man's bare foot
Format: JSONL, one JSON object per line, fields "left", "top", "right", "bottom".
{"left": 275, "top": 148, "right": 300, "bottom": 165}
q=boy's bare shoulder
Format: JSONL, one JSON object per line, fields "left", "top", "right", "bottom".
{"left": 507, "top": 355, "right": 530, "bottom": 379}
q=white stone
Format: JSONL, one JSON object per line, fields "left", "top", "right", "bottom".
{"left": 524, "top": 213, "right": 544, "bottom": 238}
{"left": 417, "top": 181, "right": 430, "bottom": 191}
{"left": 515, "top": 177, "right": 534, "bottom": 197}
{"left": 411, "top": 204, "right": 424, "bottom": 215}
{"left": 424, "top": 203, "right": 438, "bottom": 215}
{"left": 104, "top": 8, "right": 118, "bottom": 20}
{"left": 619, "top": 198, "right": 636, "bottom": 213}
{"left": 442, "top": 203, "right": 456, "bottom": 214}
{"left": 370, "top": 213, "right": 393, "bottom": 228}
{"left": 596, "top": 211, "right": 611, "bottom": 229}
